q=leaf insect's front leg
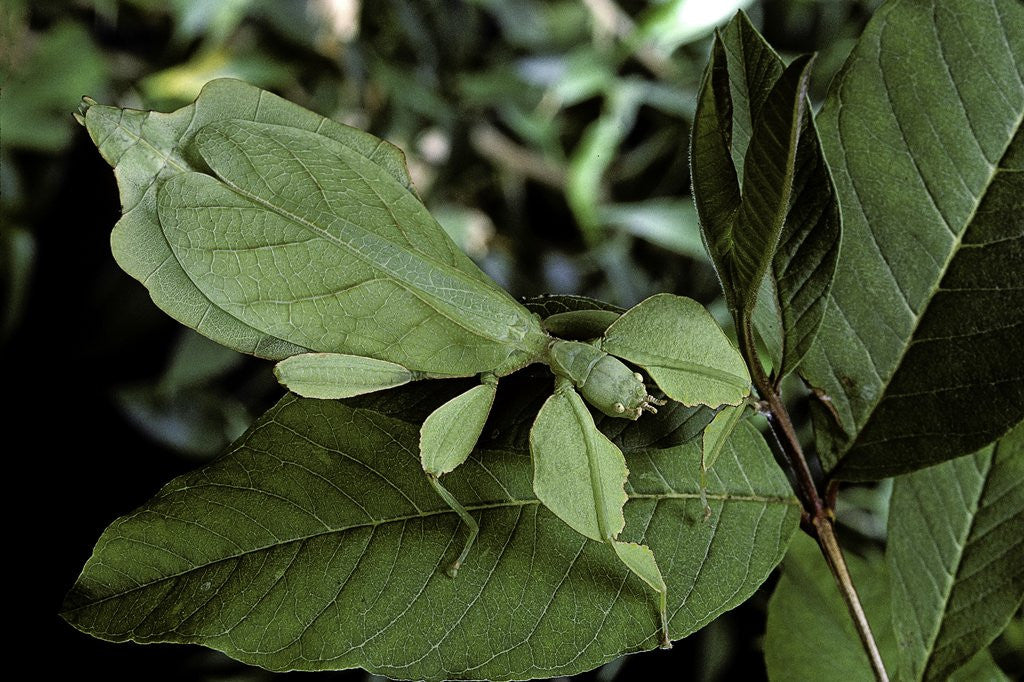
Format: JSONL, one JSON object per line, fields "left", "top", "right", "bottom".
{"left": 531, "top": 376, "right": 671, "bottom": 648}
{"left": 419, "top": 373, "right": 498, "bottom": 577}
{"left": 699, "top": 400, "right": 753, "bottom": 519}
{"left": 275, "top": 353, "right": 498, "bottom": 577}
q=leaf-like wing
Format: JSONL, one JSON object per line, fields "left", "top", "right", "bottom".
{"left": 801, "top": 0, "right": 1024, "bottom": 479}
{"left": 888, "top": 425, "right": 1024, "bottom": 681}
{"left": 80, "top": 78, "right": 417, "bottom": 359}
{"left": 62, "top": 389, "right": 798, "bottom": 680}
{"left": 156, "top": 119, "right": 545, "bottom": 375}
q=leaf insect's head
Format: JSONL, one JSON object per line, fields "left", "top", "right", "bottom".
{"left": 549, "top": 339, "right": 666, "bottom": 421}
{"left": 579, "top": 354, "right": 666, "bottom": 420}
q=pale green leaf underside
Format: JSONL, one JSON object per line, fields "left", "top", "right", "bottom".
{"left": 802, "top": 0, "right": 1024, "bottom": 478}
{"left": 888, "top": 424, "right": 1024, "bottom": 682}
{"left": 530, "top": 387, "right": 628, "bottom": 542}
{"left": 82, "top": 78, "right": 415, "bottom": 359}
{"left": 157, "top": 118, "right": 544, "bottom": 375}
{"left": 62, "top": 391, "right": 798, "bottom": 680}
{"left": 602, "top": 294, "right": 750, "bottom": 407}
{"left": 764, "top": 534, "right": 897, "bottom": 682}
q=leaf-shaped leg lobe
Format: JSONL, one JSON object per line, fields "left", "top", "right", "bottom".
{"left": 612, "top": 540, "right": 671, "bottom": 649}
{"left": 274, "top": 352, "right": 414, "bottom": 398}
{"left": 699, "top": 402, "right": 750, "bottom": 518}
{"left": 420, "top": 377, "right": 498, "bottom": 576}
{"left": 601, "top": 294, "right": 750, "bottom": 408}
{"left": 530, "top": 381, "right": 671, "bottom": 645}
{"left": 530, "top": 381, "right": 628, "bottom": 542}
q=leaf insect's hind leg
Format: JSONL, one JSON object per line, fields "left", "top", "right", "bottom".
{"left": 612, "top": 540, "right": 671, "bottom": 649}
{"left": 419, "top": 374, "right": 498, "bottom": 578}
{"left": 427, "top": 474, "right": 480, "bottom": 578}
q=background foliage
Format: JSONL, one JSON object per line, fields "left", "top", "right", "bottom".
{"left": 3, "top": 0, "right": 1019, "bottom": 680}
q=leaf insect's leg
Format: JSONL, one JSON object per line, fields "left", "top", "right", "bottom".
{"left": 612, "top": 540, "right": 671, "bottom": 649}
{"left": 419, "top": 374, "right": 498, "bottom": 578}
{"left": 426, "top": 474, "right": 480, "bottom": 578}
{"left": 698, "top": 398, "right": 754, "bottom": 520}
{"left": 531, "top": 376, "right": 672, "bottom": 648}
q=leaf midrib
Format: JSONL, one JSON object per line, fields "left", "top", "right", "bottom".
{"left": 917, "top": 452, "right": 993, "bottom": 680}
{"left": 63, "top": 489, "right": 796, "bottom": 615}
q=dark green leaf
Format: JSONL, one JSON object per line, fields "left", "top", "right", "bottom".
{"left": 801, "top": 0, "right": 1024, "bottom": 479}
{"left": 694, "top": 14, "right": 840, "bottom": 378}
{"left": 63, "top": 389, "right": 799, "bottom": 679}
{"left": 888, "top": 424, "right": 1024, "bottom": 681}
{"left": 764, "top": 534, "right": 897, "bottom": 681}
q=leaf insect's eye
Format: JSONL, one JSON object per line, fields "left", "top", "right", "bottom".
{"left": 614, "top": 402, "right": 626, "bottom": 413}
{"left": 633, "top": 372, "right": 644, "bottom": 382}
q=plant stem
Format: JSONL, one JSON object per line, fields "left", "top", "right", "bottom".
{"left": 813, "top": 517, "right": 890, "bottom": 681}
{"left": 737, "top": 317, "right": 889, "bottom": 682}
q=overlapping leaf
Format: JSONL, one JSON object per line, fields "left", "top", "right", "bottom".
{"left": 888, "top": 424, "right": 1024, "bottom": 681}
{"left": 764, "top": 535, "right": 897, "bottom": 681}
{"left": 801, "top": 0, "right": 1024, "bottom": 478}
{"left": 692, "top": 12, "right": 840, "bottom": 379}
{"left": 63, "top": 388, "right": 799, "bottom": 680}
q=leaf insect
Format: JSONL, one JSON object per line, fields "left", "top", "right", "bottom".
{"left": 79, "top": 80, "right": 752, "bottom": 649}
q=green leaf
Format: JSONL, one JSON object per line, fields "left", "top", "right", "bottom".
{"left": 601, "top": 294, "right": 750, "bottom": 407}
{"left": 567, "top": 83, "right": 642, "bottom": 244}
{"left": 691, "top": 35, "right": 740, "bottom": 276}
{"left": 800, "top": 0, "right": 1024, "bottom": 479}
{"left": 694, "top": 14, "right": 840, "bottom": 378}
{"left": 597, "top": 199, "right": 708, "bottom": 259}
{"left": 274, "top": 353, "right": 415, "bottom": 399}
{"left": 948, "top": 649, "right": 1011, "bottom": 682}
{"left": 420, "top": 381, "right": 497, "bottom": 476}
{"left": 79, "top": 79, "right": 413, "bottom": 360}
{"left": 697, "top": 50, "right": 814, "bottom": 317}
{"left": 888, "top": 424, "right": 1024, "bottom": 682}
{"left": 764, "top": 534, "right": 897, "bottom": 681}
{"left": 63, "top": 389, "right": 799, "bottom": 679}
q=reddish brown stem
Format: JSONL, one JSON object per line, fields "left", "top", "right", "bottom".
{"left": 738, "top": 318, "right": 888, "bottom": 682}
